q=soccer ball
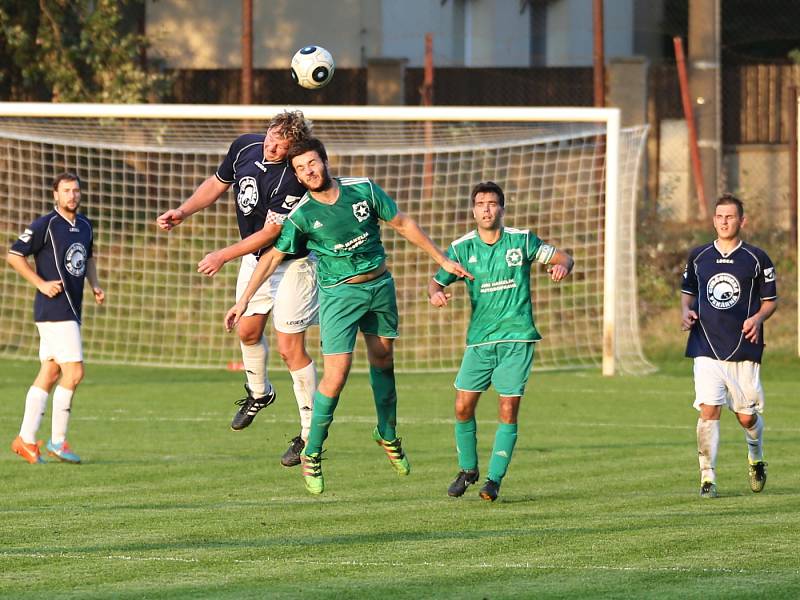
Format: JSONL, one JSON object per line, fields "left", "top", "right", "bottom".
{"left": 291, "top": 45, "right": 335, "bottom": 90}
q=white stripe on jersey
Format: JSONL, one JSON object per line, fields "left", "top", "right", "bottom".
{"left": 338, "top": 177, "right": 370, "bottom": 186}
{"left": 338, "top": 177, "right": 378, "bottom": 209}
{"left": 451, "top": 230, "right": 477, "bottom": 248}
{"left": 77, "top": 214, "right": 93, "bottom": 245}
{"left": 740, "top": 246, "right": 761, "bottom": 278}
{"left": 233, "top": 141, "right": 262, "bottom": 181}
{"left": 504, "top": 226, "right": 530, "bottom": 235}
{"left": 47, "top": 215, "right": 80, "bottom": 322}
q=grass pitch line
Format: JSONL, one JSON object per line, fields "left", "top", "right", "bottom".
{"left": 67, "top": 414, "right": 800, "bottom": 433}
{"left": 3, "top": 552, "right": 796, "bottom": 575}
{"left": 74, "top": 414, "right": 692, "bottom": 430}
{"left": 0, "top": 551, "right": 198, "bottom": 563}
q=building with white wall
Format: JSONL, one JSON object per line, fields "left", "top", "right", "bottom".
{"left": 145, "top": 0, "right": 666, "bottom": 70}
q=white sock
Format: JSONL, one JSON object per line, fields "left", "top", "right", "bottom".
{"left": 697, "top": 418, "right": 720, "bottom": 483}
{"left": 290, "top": 360, "right": 317, "bottom": 440}
{"left": 240, "top": 337, "right": 271, "bottom": 398}
{"left": 51, "top": 386, "right": 75, "bottom": 444}
{"left": 743, "top": 414, "right": 764, "bottom": 463}
{"left": 19, "top": 386, "right": 49, "bottom": 444}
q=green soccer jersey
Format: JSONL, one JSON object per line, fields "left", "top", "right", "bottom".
{"left": 274, "top": 177, "right": 399, "bottom": 288}
{"left": 434, "top": 227, "right": 555, "bottom": 347}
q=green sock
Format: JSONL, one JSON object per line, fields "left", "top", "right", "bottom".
{"left": 455, "top": 417, "right": 478, "bottom": 471}
{"left": 305, "top": 391, "right": 339, "bottom": 455}
{"left": 369, "top": 365, "right": 397, "bottom": 440}
{"left": 487, "top": 423, "right": 518, "bottom": 484}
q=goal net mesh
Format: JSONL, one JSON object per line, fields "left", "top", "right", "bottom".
{"left": 0, "top": 113, "right": 652, "bottom": 374}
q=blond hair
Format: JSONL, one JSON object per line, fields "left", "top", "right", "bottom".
{"left": 267, "top": 110, "right": 313, "bottom": 143}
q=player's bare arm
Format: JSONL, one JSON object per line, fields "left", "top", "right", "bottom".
{"left": 546, "top": 249, "right": 574, "bottom": 282}
{"left": 224, "top": 246, "right": 287, "bottom": 331}
{"left": 386, "top": 212, "right": 473, "bottom": 280}
{"left": 428, "top": 279, "right": 452, "bottom": 308}
{"left": 680, "top": 292, "right": 699, "bottom": 331}
{"left": 198, "top": 222, "right": 283, "bottom": 276}
{"left": 6, "top": 252, "right": 62, "bottom": 298}
{"left": 742, "top": 299, "right": 777, "bottom": 343}
{"left": 86, "top": 257, "right": 105, "bottom": 305}
{"left": 157, "top": 176, "right": 230, "bottom": 231}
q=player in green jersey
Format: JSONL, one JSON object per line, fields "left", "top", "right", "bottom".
{"left": 428, "top": 181, "right": 574, "bottom": 501}
{"left": 225, "top": 137, "right": 471, "bottom": 494}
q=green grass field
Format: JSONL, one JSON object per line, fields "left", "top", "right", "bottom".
{"left": 1, "top": 355, "right": 799, "bottom": 599}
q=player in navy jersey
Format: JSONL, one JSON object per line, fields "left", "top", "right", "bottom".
{"left": 156, "top": 111, "right": 319, "bottom": 467}
{"left": 680, "top": 194, "right": 777, "bottom": 498}
{"left": 7, "top": 172, "right": 105, "bottom": 464}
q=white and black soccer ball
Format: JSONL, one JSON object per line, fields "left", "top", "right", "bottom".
{"left": 291, "top": 45, "right": 335, "bottom": 90}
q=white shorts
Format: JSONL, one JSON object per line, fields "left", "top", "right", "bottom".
{"left": 693, "top": 356, "right": 764, "bottom": 415}
{"left": 36, "top": 321, "right": 83, "bottom": 363}
{"left": 236, "top": 253, "right": 319, "bottom": 334}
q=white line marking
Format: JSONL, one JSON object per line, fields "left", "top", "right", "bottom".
{"left": 67, "top": 414, "right": 800, "bottom": 432}
{"left": 1, "top": 552, "right": 797, "bottom": 574}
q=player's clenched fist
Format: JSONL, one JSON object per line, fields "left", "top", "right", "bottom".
{"left": 156, "top": 208, "right": 185, "bottom": 231}
{"left": 547, "top": 264, "right": 569, "bottom": 282}
{"left": 37, "top": 280, "right": 63, "bottom": 298}
{"left": 681, "top": 309, "right": 698, "bottom": 331}
{"left": 429, "top": 290, "right": 452, "bottom": 308}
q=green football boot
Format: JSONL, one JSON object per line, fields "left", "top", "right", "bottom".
{"left": 301, "top": 451, "right": 324, "bottom": 495}
{"left": 372, "top": 427, "right": 410, "bottom": 476}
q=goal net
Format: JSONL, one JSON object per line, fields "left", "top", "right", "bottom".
{"left": 0, "top": 104, "right": 652, "bottom": 375}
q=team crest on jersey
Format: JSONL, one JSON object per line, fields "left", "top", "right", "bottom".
{"left": 706, "top": 273, "right": 740, "bottom": 309}
{"left": 237, "top": 176, "right": 258, "bottom": 215}
{"left": 352, "top": 201, "right": 370, "bottom": 222}
{"left": 764, "top": 267, "right": 776, "bottom": 282}
{"left": 505, "top": 248, "right": 523, "bottom": 267}
{"left": 64, "top": 242, "right": 87, "bottom": 277}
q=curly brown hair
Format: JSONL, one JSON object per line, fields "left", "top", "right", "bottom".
{"left": 267, "top": 110, "right": 313, "bottom": 143}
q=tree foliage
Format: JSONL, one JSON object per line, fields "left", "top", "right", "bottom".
{"left": 0, "top": 0, "right": 170, "bottom": 102}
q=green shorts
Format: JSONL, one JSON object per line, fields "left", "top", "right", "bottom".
{"left": 454, "top": 342, "right": 535, "bottom": 397}
{"left": 319, "top": 272, "right": 399, "bottom": 355}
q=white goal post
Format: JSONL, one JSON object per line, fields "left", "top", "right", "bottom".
{"left": 0, "top": 102, "right": 652, "bottom": 375}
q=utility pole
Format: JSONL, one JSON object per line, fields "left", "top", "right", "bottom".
{"left": 592, "top": 0, "right": 605, "bottom": 107}
{"left": 241, "top": 0, "right": 253, "bottom": 104}
{"left": 688, "top": 0, "right": 720, "bottom": 213}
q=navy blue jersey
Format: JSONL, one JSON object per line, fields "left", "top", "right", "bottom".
{"left": 10, "top": 210, "right": 94, "bottom": 324}
{"left": 681, "top": 241, "right": 777, "bottom": 363}
{"left": 215, "top": 133, "right": 308, "bottom": 259}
